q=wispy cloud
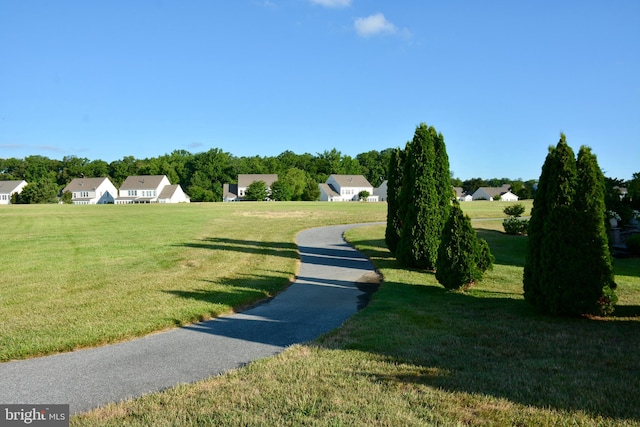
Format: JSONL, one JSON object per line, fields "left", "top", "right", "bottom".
{"left": 354, "top": 13, "right": 397, "bottom": 37}
{"left": 309, "top": 0, "right": 351, "bottom": 8}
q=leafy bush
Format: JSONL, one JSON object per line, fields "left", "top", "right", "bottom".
{"left": 627, "top": 234, "right": 640, "bottom": 256}
{"left": 503, "top": 203, "right": 525, "bottom": 217}
{"left": 503, "top": 217, "right": 529, "bottom": 235}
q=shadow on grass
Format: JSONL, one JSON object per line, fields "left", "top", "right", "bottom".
{"left": 178, "top": 237, "right": 299, "bottom": 259}
{"left": 332, "top": 236, "right": 640, "bottom": 422}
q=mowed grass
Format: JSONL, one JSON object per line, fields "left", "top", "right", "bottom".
{"left": 0, "top": 202, "right": 386, "bottom": 361}
{"left": 72, "top": 201, "right": 640, "bottom": 426}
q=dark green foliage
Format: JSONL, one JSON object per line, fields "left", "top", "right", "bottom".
{"left": 503, "top": 203, "right": 528, "bottom": 235}
{"left": 17, "top": 179, "right": 59, "bottom": 204}
{"left": 385, "top": 148, "right": 404, "bottom": 254}
{"left": 572, "top": 146, "right": 617, "bottom": 315}
{"left": 270, "top": 180, "right": 293, "bottom": 201}
{"left": 436, "top": 203, "right": 492, "bottom": 290}
{"left": 60, "top": 191, "right": 73, "bottom": 204}
{"left": 626, "top": 234, "right": 640, "bottom": 256}
{"left": 524, "top": 135, "right": 617, "bottom": 316}
{"left": 301, "top": 178, "right": 321, "bottom": 201}
{"left": 503, "top": 217, "right": 529, "bottom": 235}
{"left": 396, "top": 124, "right": 444, "bottom": 269}
{"left": 358, "top": 190, "right": 370, "bottom": 201}
{"left": 503, "top": 203, "right": 525, "bottom": 217}
{"left": 245, "top": 181, "right": 268, "bottom": 201}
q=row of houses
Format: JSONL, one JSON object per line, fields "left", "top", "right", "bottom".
{"left": 222, "top": 174, "right": 383, "bottom": 202}
{"left": 2, "top": 174, "right": 520, "bottom": 205}
{"left": 0, "top": 176, "right": 190, "bottom": 205}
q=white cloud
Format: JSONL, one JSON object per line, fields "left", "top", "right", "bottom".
{"left": 309, "top": 0, "right": 351, "bottom": 8}
{"left": 354, "top": 13, "right": 396, "bottom": 37}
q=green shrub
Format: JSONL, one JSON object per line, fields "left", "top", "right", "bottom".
{"left": 503, "top": 217, "right": 529, "bottom": 235}
{"left": 503, "top": 203, "right": 525, "bottom": 217}
{"left": 627, "top": 234, "right": 640, "bottom": 256}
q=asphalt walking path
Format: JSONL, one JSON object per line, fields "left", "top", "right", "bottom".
{"left": 0, "top": 223, "right": 382, "bottom": 415}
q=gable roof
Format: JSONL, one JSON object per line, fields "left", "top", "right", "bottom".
{"left": 158, "top": 184, "right": 188, "bottom": 200}
{"left": 238, "top": 174, "right": 278, "bottom": 187}
{"left": 0, "top": 180, "right": 27, "bottom": 194}
{"left": 63, "top": 177, "right": 112, "bottom": 193}
{"left": 329, "top": 174, "right": 372, "bottom": 188}
{"left": 319, "top": 183, "right": 340, "bottom": 198}
{"left": 120, "top": 175, "right": 167, "bottom": 190}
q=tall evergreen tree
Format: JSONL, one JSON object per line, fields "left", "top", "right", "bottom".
{"left": 396, "top": 123, "right": 448, "bottom": 270}
{"left": 572, "top": 146, "right": 617, "bottom": 315}
{"left": 385, "top": 147, "right": 404, "bottom": 254}
{"left": 524, "top": 135, "right": 617, "bottom": 315}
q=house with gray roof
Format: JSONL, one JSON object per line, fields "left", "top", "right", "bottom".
{"left": 471, "top": 184, "right": 519, "bottom": 201}
{"left": 62, "top": 177, "right": 118, "bottom": 204}
{"left": 0, "top": 180, "right": 27, "bottom": 204}
{"left": 319, "top": 174, "right": 379, "bottom": 202}
{"left": 116, "top": 175, "right": 189, "bottom": 204}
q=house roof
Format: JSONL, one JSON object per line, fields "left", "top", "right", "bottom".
{"left": 62, "top": 177, "right": 111, "bottom": 192}
{"left": 223, "top": 183, "right": 238, "bottom": 199}
{"left": 238, "top": 174, "right": 278, "bottom": 187}
{"left": 329, "top": 174, "right": 372, "bottom": 188}
{"left": 0, "top": 180, "right": 27, "bottom": 194}
{"left": 319, "top": 183, "right": 340, "bottom": 198}
{"left": 475, "top": 186, "right": 509, "bottom": 198}
{"left": 120, "top": 175, "right": 167, "bottom": 190}
{"left": 158, "top": 184, "right": 188, "bottom": 200}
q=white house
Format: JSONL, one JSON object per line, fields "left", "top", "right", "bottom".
{"left": 319, "top": 174, "right": 379, "bottom": 202}
{"left": 454, "top": 187, "right": 473, "bottom": 202}
{"left": 471, "top": 185, "right": 519, "bottom": 202}
{"left": 62, "top": 177, "right": 118, "bottom": 204}
{"left": 158, "top": 184, "right": 190, "bottom": 203}
{"left": 115, "top": 175, "right": 191, "bottom": 204}
{"left": 0, "top": 180, "right": 27, "bottom": 204}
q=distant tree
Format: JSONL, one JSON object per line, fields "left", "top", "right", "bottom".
{"left": 245, "top": 180, "right": 268, "bottom": 201}
{"left": 385, "top": 147, "right": 404, "bottom": 254}
{"left": 270, "top": 179, "right": 293, "bottom": 201}
{"left": 301, "top": 177, "right": 320, "bottom": 201}
{"left": 282, "top": 167, "right": 307, "bottom": 201}
{"left": 358, "top": 190, "right": 370, "bottom": 201}
{"left": 60, "top": 191, "right": 73, "bottom": 204}
{"left": 436, "top": 203, "right": 493, "bottom": 290}
{"left": 628, "top": 172, "right": 640, "bottom": 210}
{"left": 18, "top": 178, "right": 59, "bottom": 204}
{"left": 462, "top": 177, "right": 486, "bottom": 194}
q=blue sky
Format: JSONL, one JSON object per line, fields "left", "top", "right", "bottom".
{"left": 1, "top": 0, "right": 638, "bottom": 181}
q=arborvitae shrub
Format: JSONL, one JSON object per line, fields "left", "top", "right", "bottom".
{"left": 436, "top": 204, "right": 492, "bottom": 290}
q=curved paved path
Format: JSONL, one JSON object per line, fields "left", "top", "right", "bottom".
{"left": 0, "top": 223, "right": 381, "bottom": 414}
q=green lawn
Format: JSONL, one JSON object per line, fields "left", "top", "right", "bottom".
{"left": 0, "top": 202, "right": 386, "bottom": 361}
{"left": 3, "top": 201, "right": 639, "bottom": 425}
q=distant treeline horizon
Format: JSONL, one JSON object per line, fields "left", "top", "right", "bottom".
{"left": 0, "top": 147, "right": 553, "bottom": 202}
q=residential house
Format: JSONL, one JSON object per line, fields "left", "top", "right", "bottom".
{"left": 454, "top": 187, "right": 473, "bottom": 202}
{"left": 62, "top": 177, "right": 118, "bottom": 204}
{"left": 319, "top": 174, "right": 379, "bottom": 202}
{"left": 224, "top": 174, "right": 279, "bottom": 201}
{"left": 0, "top": 180, "right": 27, "bottom": 205}
{"left": 158, "top": 184, "right": 190, "bottom": 203}
{"left": 471, "top": 185, "right": 519, "bottom": 201}
{"left": 116, "top": 175, "right": 188, "bottom": 204}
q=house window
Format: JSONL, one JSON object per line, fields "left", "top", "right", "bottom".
{"left": 129, "top": 190, "right": 137, "bottom": 196}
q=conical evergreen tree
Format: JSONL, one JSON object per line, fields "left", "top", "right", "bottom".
{"left": 572, "top": 146, "right": 617, "bottom": 315}
{"left": 436, "top": 203, "right": 492, "bottom": 290}
{"left": 385, "top": 147, "right": 405, "bottom": 254}
{"left": 433, "top": 128, "right": 452, "bottom": 227}
{"left": 524, "top": 135, "right": 617, "bottom": 316}
{"left": 396, "top": 124, "right": 440, "bottom": 269}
